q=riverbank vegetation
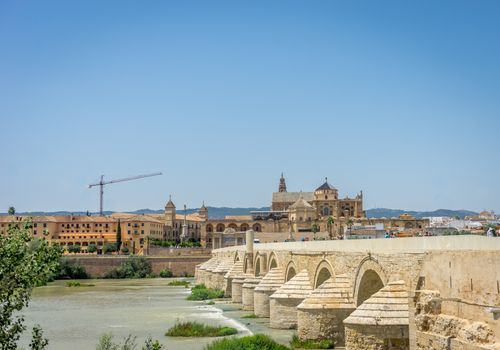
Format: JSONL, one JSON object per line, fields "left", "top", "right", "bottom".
{"left": 96, "top": 334, "right": 163, "bottom": 350}
{"left": 289, "top": 335, "right": 335, "bottom": 349}
{"left": 168, "top": 280, "right": 190, "bottom": 287}
{"left": 187, "top": 284, "right": 224, "bottom": 300}
{"left": 241, "top": 314, "right": 258, "bottom": 319}
{"left": 65, "top": 281, "right": 95, "bottom": 287}
{"left": 165, "top": 321, "right": 237, "bottom": 337}
{"left": 55, "top": 258, "right": 89, "bottom": 279}
{"left": 159, "top": 269, "right": 173, "bottom": 278}
{"left": 0, "top": 219, "right": 62, "bottom": 349}
{"left": 150, "top": 238, "right": 201, "bottom": 248}
{"left": 205, "top": 334, "right": 290, "bottom": 350}
{"left": 104, "top": 256, "right": 154, "bottom": 279}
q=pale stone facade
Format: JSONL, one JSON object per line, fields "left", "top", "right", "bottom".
{"left": 197, "top": 235, "right": 500, "bottom": 350}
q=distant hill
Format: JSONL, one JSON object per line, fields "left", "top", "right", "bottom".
{"left": 1, "top": 207, "right": 477, "bottom": 219}
{"left": 365, "top": 208, "right": 478, "bottom": 219}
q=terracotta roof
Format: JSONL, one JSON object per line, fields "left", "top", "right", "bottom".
{"left": 344, "top": 280, "right": 409, "bottom": 326}
{"left": 224, "top": 215, "right": 252, "bottom": 221}
{"left": 270, "top": 269, "right": 313, "bottom": 299}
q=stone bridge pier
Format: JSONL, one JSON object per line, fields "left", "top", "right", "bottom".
{"left": 195, "top": 235, "right": 500, "bottom": 350}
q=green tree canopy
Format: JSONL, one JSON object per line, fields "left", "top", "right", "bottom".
{"left": 7, "top": 206, "right": 15, "bottom": 216}
{"left": 0, "top": 219, "right": 62, "bottom": 349}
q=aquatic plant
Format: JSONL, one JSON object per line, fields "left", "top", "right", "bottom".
{"left": 168, "top": 280, "right": 190, "bottom": 286}
{"left": 205, "top": 334, "right": 290, "bottom": 350}
{"left": 186, "top": 284, "right": 224, "bottom": 301}
{"left": 289, "top": 334, "right": 335, "bottom": 349}
{"left": 165, "top": 321, "right": 237, "bottom": 337}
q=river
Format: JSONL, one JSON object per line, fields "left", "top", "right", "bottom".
{"left": 20, "top": 279, "right": 294, "bottom": 350}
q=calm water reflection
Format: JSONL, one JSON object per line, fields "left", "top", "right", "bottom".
{"left": 20, "top": 279, "right": 251, "bottom": 350}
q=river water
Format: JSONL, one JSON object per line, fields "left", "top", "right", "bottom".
{"left": 20, "top": 279, "right": 294, "bottom": 350}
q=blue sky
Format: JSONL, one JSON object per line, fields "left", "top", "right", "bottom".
{"left": 1, "top": 0, "right": 499, "bottom": 213}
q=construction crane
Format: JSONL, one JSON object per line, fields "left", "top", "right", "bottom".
{"left": 88, "top": 172, "right": 162, "bottom": 216}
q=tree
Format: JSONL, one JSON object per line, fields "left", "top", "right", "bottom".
{"left": 345, "top": 219, "right": 354, "bottom": 239}
{"left": 116, "top": 220, "right": 122, "bottom": 253}
{"left": 311, "top": 223, "right": 319, "bottom": 238}
{"left": 68, "top": 245, "right": 81, "bottom": 254}
{"left": 7, "top": 206, "right": 15, "bottom": 216}
{"left": 103, "top": 243, "right": 117, "bottom": 254}
{"left": 0, "top": 219, "right": 62, "bottom": 349}
{"left": 87, "top": 243, "right": 97, "bottom": 253}
{"left": 326, "top": 216, "right": 334, "bottom": 239}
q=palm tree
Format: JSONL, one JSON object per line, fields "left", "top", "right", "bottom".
{"left": 345, "top": 219, "right": 354, "bottom": 240}
{"left": 326, "top": 216, "right": 334, "bottom": 239}
{"left": 8, "top": 207, "right": 15, "bottom": 216}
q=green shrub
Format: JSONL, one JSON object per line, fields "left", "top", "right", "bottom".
{"left": 187, "top": 284, "right": 224, "bottom": 301}
{"left": 165, "top": 321, "right": 237, "bottom": 337}
{"left": 159, "top": 269, "right": 173, "bottom": 278}
{"left": 104, "top": 256, "right": 152, "bottom": 279}
{"left": 67, "top": 245, "right": 81, "bottom": 253}
{"left": 56, "top": 258, "right": 89, "bottom": 279}
{"left": 205, "top": 334, "right": 290, "bottom": 350}
{"left": 121, "top": 247, "right": 130, "bottom": 255}
{"left": 87, "top": 243, "right": 97, "bottom": 253}
{"left": 103, "top": 243, "right": 117, "bottom": 254}
{"left": 289, "top": 334, "right": 335, "bottom": 349}
{"left": 241, "top": 314, "right": 257, "bottom": 319}
{"left": 168, "top": 280, "right": 190, "bottom": 287}
{"left": 66, "top": 281, "right": 95, "bottom": 287}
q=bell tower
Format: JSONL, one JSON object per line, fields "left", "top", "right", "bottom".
{"left": 165, "top": 195, "right": 176, "bottom": 227}
{"left": 279, "top": 172, "right": 287, "bottom": 192}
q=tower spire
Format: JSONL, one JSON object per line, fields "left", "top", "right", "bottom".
{"left": 279, "top": 173, "right": 287, "bottom": 192}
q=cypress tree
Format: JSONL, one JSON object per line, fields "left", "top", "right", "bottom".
{"left": 116, "top": 219, "right": 122, "bottom": 253}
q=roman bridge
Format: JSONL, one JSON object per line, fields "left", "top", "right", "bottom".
{"left": 196, "top": 233, "right": 500, "bottom": 350}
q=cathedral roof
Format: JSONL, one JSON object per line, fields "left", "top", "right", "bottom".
{"left": 165, "top": 195, "right": 175, "bottom": 209}
{"left": 272, "top": 192, "right": 314, "bottom": 203}
{"left": 289, "top": 194, "right": 315, "bottom": 210}
{"left": 315, "top": 178, "right": 335, "bottom": 191}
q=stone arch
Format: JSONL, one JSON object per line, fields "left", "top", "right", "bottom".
{"left": 404, "top": 222, "right": 414, "bottom": 229}
{"left": 353, "top": 256, "right": 387, "bottom": 306}
{"left": 216, "top": 223, "right": 225, "bottom": 232}
{"left": 240, "top": 223, "right": 249, "bottom": 231}
{"left": 252, "top": 223, "right": 262, "bottom": 232}
{"left": 228, "top": 223, "right": 238, "bottom": 230}
{"left": 268, "top": 252, "right": 279, "bottom": 269}
{"left": 313, "top": 259, "right": 334, "bottom": 288}
{"left": 234, "top": 251, "right": 241, "bottom": 263}
{"left": 206, "top": 224, "right": 213, "bottom": 233}
{"left": 285, "top": 260, "right": 297, "bottom": 282}
{"left": 253, "top": 252, "right": 267, "bottom": 277}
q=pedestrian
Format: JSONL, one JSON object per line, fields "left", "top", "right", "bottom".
{"left": 487, "top": 227, "right": 495, "bottom": 237}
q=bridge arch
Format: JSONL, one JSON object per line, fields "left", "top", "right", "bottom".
{"left": 233, "top": 251, "right": 240, "bottom": 263}
{"left": 313, "top": 259, "right": 334, "bottom": 288}
{"left": 268, "top": 252, "right": 279, "bottom": 269}
{"left": 353, "top": 256, "right": 387, "bottom": 306}
{"left": 285, "top": 260, "right": 298, "bottom": 282}
{"left": 254, "top": 253, "right": 267, "bottom": 277}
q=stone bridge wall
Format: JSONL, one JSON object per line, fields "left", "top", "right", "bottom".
{"left": 206, "top": 236, "right": 500, "bottom": 350}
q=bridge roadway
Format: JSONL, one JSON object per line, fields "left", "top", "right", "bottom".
{"left": 196, "top": 235, "right": 500, "bottom": 350}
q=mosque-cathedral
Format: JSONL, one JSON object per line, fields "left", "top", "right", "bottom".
{"left": 202, "top": 174, "right": 428, "bottom": 248}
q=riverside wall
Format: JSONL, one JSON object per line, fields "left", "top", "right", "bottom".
{"left": 66, "top": 252, "right": 210, "bottom": 277}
